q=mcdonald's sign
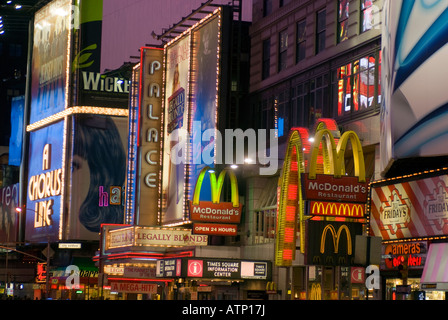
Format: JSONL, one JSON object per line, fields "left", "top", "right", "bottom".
{"left": 189, "top": 166, "right": 242, "bottom": 225}
{"left": 306, "top": 221, "right": 362, "bottom": 266}
{"left": 303, "top": 128, "right": 369, "bottom": 203}
{"left": 307, "top": 201, "right": 365, "bottom": 218}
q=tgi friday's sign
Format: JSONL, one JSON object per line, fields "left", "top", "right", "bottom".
{"left": 370, "top": 173, "right": 448, "bottom": 240}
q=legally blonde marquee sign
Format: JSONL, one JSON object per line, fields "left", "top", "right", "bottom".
{"left": 106, "top": 226, "right": 208, "bottom": 249}
{"left": 370, "top": 173, "right": 448, "bottom": 240}
{"left": 28, "top": 144, "right": 62, "bottom": 228}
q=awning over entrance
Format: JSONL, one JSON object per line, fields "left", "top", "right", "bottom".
{"left": 421, "top": 243, "right": 448, "bottom": 291}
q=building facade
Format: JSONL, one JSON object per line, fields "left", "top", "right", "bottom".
{"left": 245, "top": 0, "right": 383, "bottom": 300}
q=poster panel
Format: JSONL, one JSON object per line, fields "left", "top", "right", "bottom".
{"left": 381, "top": 0, "right": 448, "bottom": 173}
{"left": 30, "top": 0, "right": 71, "bottom": 124}
{"left": 189, "top": 14, "right": 220, "bottom": 204}
{"left": 0, "top": 184, "right": 19, "bottom": 243}
{"left": 370, "top": 174, "right": 448, "bottom": 240}
{"left": 69, "top": 115, "right": 128, "bottom": 240}
{"left": 161, "top": 33, "right": 191, "bottom": 224}
{"left": 72, "top": 0, "right": 129, "bottom": 108}
{"left": 25, "top": 120, "right": 64, "bottom": 242}
{"left": 8, "top": 96, "right": 24, "bottom": 166}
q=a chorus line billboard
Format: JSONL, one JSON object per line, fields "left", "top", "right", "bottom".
{"left": 25, "top": 121, "right": 65, "bottom": 242}
{"left": 381, "top": 0, "right": 448, "bottom": 173}
{"left": 161, "top": 10, "right": 221, "bottom": 225}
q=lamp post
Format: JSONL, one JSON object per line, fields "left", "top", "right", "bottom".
{"left": 15, "top": 207, "right": 52, "bottom": 299}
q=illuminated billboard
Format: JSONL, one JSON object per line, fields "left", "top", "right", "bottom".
{"left": 0, "top": 184, "right": 19, "bottom": 243}
{"left": 72, "top": 0, "right": 129, "bottom": 108}
{"left": 381, "top": 0, "right": 448, "bottom": 173}
{"left": 25, "top": 120, "right": 65, "bottom": 242}
{"left": 370, "top": 172, "right": 448, "bottom": 240}
{"left": 30, "top": 0, "right": 72, "bottom": 124}
{"left": 125, "top": 47, "right": 164, "bottom": 226}
{"left": 68, "top": 115, "right": 128, "bottom": 239}
{"left": 161, "top": 9, "right": 222, "bottom": 225}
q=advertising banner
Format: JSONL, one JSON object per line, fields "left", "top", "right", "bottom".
{"left": 161, "top": 10, "right": 222, "bottom": 225}
{"left": 72, "top": 0, "right": 129, "bottom": 108}
{"left": 8, "top": 96, "right": 24, "bottom": 166}
{"left": 381, "top": 241, "right": 427, "bottom": 270}
{"left": 69, "top": 115, "right": 128, "bottom": 240}
{"left": 161, "top": 33, "right": 191, "bottom": 224}
{"left": 125, "top": 47, "right": 163, "bottom": 226}
{"left": 306, "top": 220, "right": 363, "bottom": 266}
{"left": 30, "top": 0, "right": 71, "bottom": 124}
{"left": 25, "top": 120, "right": 64, "bottom": 242}
{"left": 381, "top": 0, "right": 448, "bottom": 173}
{"left": 156, "top": 258, "right": 271, "bottom": 280}
{"left": 110, "top": 282, "right": 157, "bottom": 295}
{"left": 307, "top": 200, "right": 365, "bottom": 218}
{"left": 0, "top": 184, "right": 19, "bottom": 243}
{"left": 370, "top": 174, "right": 448, "bottom": 240}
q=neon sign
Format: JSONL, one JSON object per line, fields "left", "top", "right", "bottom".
{"left": 28, "top": 144, "right": 62, "bottom": 228}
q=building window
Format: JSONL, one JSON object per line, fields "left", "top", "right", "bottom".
{"left": 296, "top": 20, "right": 306, "bottom": 63}
{"left": 336, "top": 51, "right": 381, "bottom": 116}
{"left": 291, "top": 82, "right": 309, "bottom": 128}
{"left": 280, "top": 0, "right": 292, "bottom": 7}
{"left": 263, "top": 0, "right": 272, "bottom": 17}
{"left": 338, "top": 0, "right": 350, "bottom": 43}
{"left": 278, "top": 29, "right": 288, "bottom": 72}
{"left": 253, "top": 208, "right": 276, "bottom": 244}
{"left": 310, "top": 74, "right": 329, "bottom": 124}
{"left": 316, "top": 9, "right": 326, "bottom": 54}
{"left": 361, "top": 0, "right": 374, "bottom": 32}
{"left": 262, "top": 38, "right": 271, "bottom": 80}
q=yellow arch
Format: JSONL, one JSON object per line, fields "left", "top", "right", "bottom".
{"left": 309, "top": 129, "right": 366, "bottom": 182}
{"left": 320, "top": 224, "right": 352, "bottom": 255}
{"left": 192, "top": 166, "right": 239, "bottom": 207}
{"left": 275, "top": 128, "right": 310, "bottom": 266}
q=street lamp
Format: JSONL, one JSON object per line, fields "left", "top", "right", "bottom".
{"left": 14, "top": 207, "right": 51, "bottom": 299}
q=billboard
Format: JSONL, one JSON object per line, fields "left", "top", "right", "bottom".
{"left": 381, "top": 0, "right": 448, "bottom": 173}
{"left": 25, "top": 120, "right": 65, "bottom": 242}
{"left": 370, "top": 173, "right": 448, "bottom": 240}
{"left": 0, "top": 184, "right": 19, "bottom": 243}
{"left": 72, "top": 0, "right": 129, "bottom": 108}
{"left": 68, "top": 115, "right": 128, "bottom": 239}
{"left": 161, "top": 10, "right": 222, "bottom": 225}
{"left": 9, "top": 96, "right": 24, "bottom": 166}
{"left": 125, "top": 47, "right": 163, "bottom": 226}
{"left": 30, "top": 0, "right": 72, "bottom": 124}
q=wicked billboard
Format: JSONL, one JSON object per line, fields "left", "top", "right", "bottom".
{"left": 71, "top": 0, "right": 129, "bottom": 108}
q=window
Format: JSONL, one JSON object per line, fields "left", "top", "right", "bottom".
{"left": 278, "top": 29, "right": 288, "bottom": 72}
{"left": 336, "top": 51, "right": 381, "bottom": 116}
{"left": 263, "top": 0, "right": 272, "bottom": 17}
{"left": 361, "top": 0, "right": 374, "bottom": 32}
{"left": 262, "top": 38, "right": 271, "bottom": 80}
{"left": 280, "top": 0, "right": 292, "bottom": 7}
{"left": 296, "top": 20, "right": 306, "bottom": 63}
{"left": 316, "top": 9, "right": 326, "bottom": 54}
{"left": 291, "top": 82, "right": 309, "bottom": 128}
{"left": 309, "top": 74, "right": 329, "bottom": 123}
{"left": 338, "top": 0, "right": 350, "bottom": 43}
